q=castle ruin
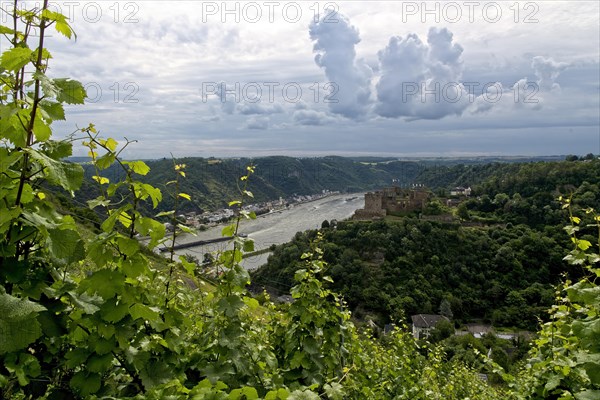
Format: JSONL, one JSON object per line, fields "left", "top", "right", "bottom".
{"left": 354, "top": 186, "right": 430, "bottom": 219}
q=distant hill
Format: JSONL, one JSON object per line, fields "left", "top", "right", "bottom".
{"left": 74, "top": 155, "right": 596, "bottom": 214}
{"left": 78, "top": 156, "right": 428, "bottom": 213}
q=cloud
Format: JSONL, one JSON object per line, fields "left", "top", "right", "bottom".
{"left": 292, "top": 109, "right": 336, "bottom": 126}
{"left": 238, "top": 103, "right": 284, "bottom": 115}
{"left": 532, "top": 56, "right": 569, "bottom": 92}
{"left": 374, "top": 27, "right": 474, "bottom": 120}
{"left": 199, "top": 115, "right": 221, "bottom": 122}
{"left": 244, "top": 116, "right": 270, "bottom": 130}
{"left": 309, "top": 12, "right": 372, "bottom": 119}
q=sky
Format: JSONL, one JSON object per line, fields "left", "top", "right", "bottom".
{"left": 4, "top": 0, "right": 600, "bottom": 158}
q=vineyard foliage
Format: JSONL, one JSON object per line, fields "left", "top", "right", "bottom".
{"left": 0, "top": 4, "right": 599, "bottom": 399}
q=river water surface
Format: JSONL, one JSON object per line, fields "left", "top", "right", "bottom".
{"left": 171, "top": 194, "right": 364, "bottom": 269}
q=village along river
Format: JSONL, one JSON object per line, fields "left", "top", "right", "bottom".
{"left": 170, "top": 193, "right": 364, "bottom": 270}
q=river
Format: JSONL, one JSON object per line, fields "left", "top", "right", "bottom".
{"left": 170, "top": 193, "right": 364, "bottom": 270}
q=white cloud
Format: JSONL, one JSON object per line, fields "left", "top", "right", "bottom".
{"left": 309, "top": 11, "right": 372, "bottom": 119}
{"left": 292, "top": 110, "right": 336, "bottom": 126}
{"left": 244, "top": 116, "right": 270, "bottom": 130}
{"left": 532, "top": 56, "right": 569, "bottom": 92}
{"left": 374, "top": 27, "right": 475, "bottom": 120}
{"left": 238, "top": 103, "right": 284, "bottom": 115}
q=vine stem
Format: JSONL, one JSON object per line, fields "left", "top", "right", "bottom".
{"left": 165, "top": 158, "right": 182, "bottom": 308}
{"left": 10, "top": 0, "right": 49, "bottom": 259}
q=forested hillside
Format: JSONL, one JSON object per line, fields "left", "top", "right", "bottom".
{"left": 76, "top": 156, "right": 427, "bottom": 213}
{"left": 253, "top": 160, "right": 600, "bottom": 329}
{"left": 75, "top": 155, "right": 599, "bottom": 216}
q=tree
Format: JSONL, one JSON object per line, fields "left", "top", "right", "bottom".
{"left": 457, "top": 202, "right": 470, "bottom": 220}
{"left": 429, "top": 319, "right": 454, "bottom": 342}
{"left": 439, "top": 298, "right": 454, "bottom": 319}
{"left": 321, "top": 219, "right": 330, "bottom": 229}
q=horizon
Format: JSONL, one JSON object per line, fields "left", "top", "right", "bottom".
{"left": 69, "top": 153, "right": 577, "bottom": 162}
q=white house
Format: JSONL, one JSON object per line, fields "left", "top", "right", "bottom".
{"left": 411, "top": 314, "right": 449, "bottom": 340}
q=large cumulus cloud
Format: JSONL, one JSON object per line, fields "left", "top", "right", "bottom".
{"left": 309, "top": 12, "right": 372, "bottom": 119}
{"left": 375, "top": 27, "right": 474, "bottom": 120}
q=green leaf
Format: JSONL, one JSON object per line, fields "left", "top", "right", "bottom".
{"left": 0, "top": 25, "right": 14, "bottom": 35}
{"left": 87, "top": 353, "right": 114, "bottom": 373}
{"left": 140, "top": 359, "right": 174, "bottom": 390}
{"left": 265, "top": 389, "right": 289, "bottom": 400}
{"left": 55, "top": 20, "right": 73, "bottom": 39}
{"left": 102, "top": 204, "right": 132, "bottom": 233}
{"left": 178, "top": 192, "right": 191, "bottom": 201}
{"left": 0, "top": 207, "right": 21, "bottom": 235}
{"left": 54, "top": 78, "right": 86, "bottom": 104}
{"left": 70, "top": 371, "right": 101, "bottom": 396}
{"left": 241, "top": 387, "right": 259, "bottom": 399}
{"left": 69, "top": 293, "right": 101, "bottom": 315}
{"left": 140, "top": 183, "right": 162, "bottom": 208}
{"left": 116, "top": 236, "right": 139, "bottom": 257}
{"left": 80, "top": 269, "right": 126, "bottom": 299}
{"left": 95, "top": 152, "right": 116, "bottom": 170}
{"left": 288, "top": 390, "right": 319, "bottom": 400}
{"left": 65, "top": 348, "right": 90, "bottom": 368}
{"left": 222, "top": 224, "right": 235, "bottom": 237}
{"left": 218, "top": 295, "right": 246, "bottom": 318}
{"left": 100, "top": 298, "right": 129, "bottom": 323}
{"left": 179, "top": 255, "right": 196, "bottom": 275}
{"left": 323, "top": 383, "right": 344, "bottom": 400}
{"left": 243, "top": 239, "right": 254, "bottom": 252}
{"left": 135, "top": 216, "right": 165, "bottom": 249}
{"left": 577, "top": 240, "right": 592, "bottom": 251}
{"left": 41, "top": 139, "right": 72, "bottom": 159}
{"left": 0, "top": 289, "right": 46, "bottom": 354}
{"left": 92, "top": 175, "right": 109, "bottom": 185}
{"left": 0, "top": 47, "right": 33, "bottom": 71}
{"left": 35, "top": 74, "right": 60, "bottom": 100}
{"left": 124, "top": 160, "right": 150, "bottom": 176}
{"left": 130, "top": 303, "right": 161, "bottom": 322}
{"left": 575, "top": 390, "right": 600, "bottom": 400}
{"left": 228, "top": 200, "right": 241, "bottom": 207}
{"left": 25, "top": 149, "right": 83, "bottom": 192}
{"left": 48, "top": 228, "right": 85, "bottom": 263}
{"left": 87, "top": 196, "right": 110, "bottom": 210}
{"left": 32, "top": 114, "right": 52, "bottom": 142}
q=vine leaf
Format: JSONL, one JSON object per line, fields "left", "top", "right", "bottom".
{"left": 0, "top": 47, "right": 32, "bottom": 71}
{"left": 54, "top": 78, "right": 86, "bottom": 104}
{"left": 25, "top": 149, "right": 83, "bottom": 192}
{"left": 0, "top": 288, "right": 46, "bottom": 354}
